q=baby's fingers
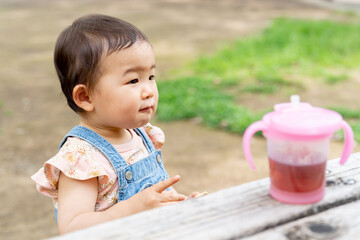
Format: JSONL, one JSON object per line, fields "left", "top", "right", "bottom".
{"left": 161, "top": 191, "right": 186, "bottom": 202}
{"left": 153, "top": 175, "right": 181, "bottom": 193}
{"left": 189, "top": 192, "right": 200, "bottom": 198}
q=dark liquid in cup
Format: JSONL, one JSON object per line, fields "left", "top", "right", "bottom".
{"left": 269, "top": 158, "right": 326, "bottom": 193}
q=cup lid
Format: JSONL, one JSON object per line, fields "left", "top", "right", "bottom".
{"left": 263, "top": 95, "right": 343, "bottom": 138}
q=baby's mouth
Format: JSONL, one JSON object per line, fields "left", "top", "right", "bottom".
{"left": 140, "top": 100, "right": 155, "bottom": 112}
{"left": 139, "top": 104, "right": 154, "bottom": 112}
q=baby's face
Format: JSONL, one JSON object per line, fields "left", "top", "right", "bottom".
{"left": 89, "top": 41, "right": 158, "bottom": 130}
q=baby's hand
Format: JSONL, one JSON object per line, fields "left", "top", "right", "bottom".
{"left": 128, "top": 175, "right": 186, "bottom": 213}
{"left": 188, "top": 191, "right": 208, "bottom": 199}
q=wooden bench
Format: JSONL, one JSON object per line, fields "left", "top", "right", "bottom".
{"left": 49, "top": 152, "right": 360, "bottom": 240}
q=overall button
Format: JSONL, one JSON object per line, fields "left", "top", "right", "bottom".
{"left": 156, "top": 154, "right": 162, "bottom": 163}
{"left": 125, "top": 171, "right": 133, "bottom": 181}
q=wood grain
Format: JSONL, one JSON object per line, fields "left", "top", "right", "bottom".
{"left": 49, "top": 152, "right": 360, "bottom": 240}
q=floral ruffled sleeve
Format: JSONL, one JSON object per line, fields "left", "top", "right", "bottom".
{"left": 31, "top": 138, "right": 116, "bottom": 206}
{"left": 143, "top": 123, "right": 165, "bottom": 149}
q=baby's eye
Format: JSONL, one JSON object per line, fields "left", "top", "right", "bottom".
{"left": 128, "top": 79, "right": 138, "bottom": 84}
{"left": 149, "top": 75, "right": 155, "bottom": 81}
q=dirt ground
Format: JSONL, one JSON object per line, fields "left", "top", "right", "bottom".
{"left": 1, "top": 0, "right": 359, "bottom": 239}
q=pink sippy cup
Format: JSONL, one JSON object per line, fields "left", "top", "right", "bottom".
{"left": 242, "top": 95, "right": 354, "bottom": 204}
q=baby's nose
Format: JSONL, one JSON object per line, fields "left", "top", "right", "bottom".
{"left": 142, "top": 84, "right": 154, "bottom": 99}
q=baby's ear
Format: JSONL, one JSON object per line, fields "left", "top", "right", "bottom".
{"left": 72, "top": 84, "right": 94, "bottom": 112}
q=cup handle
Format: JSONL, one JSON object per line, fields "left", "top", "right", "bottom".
{"left": 243, "top": 121, "right": 266, "bottom": 170}
{"left": 339, "top": 120, "right": 354, "bottom": 165}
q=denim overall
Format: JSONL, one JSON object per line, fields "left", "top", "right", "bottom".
{"left": 55, "top": 126, "right": 169, "bottom": 221}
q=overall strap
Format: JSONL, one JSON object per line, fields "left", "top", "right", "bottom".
{"left": 59, "top": 126, "right": 128, "bottom": 170}
{"left": 134, "top": 128, "right": 156, "bottom": 153}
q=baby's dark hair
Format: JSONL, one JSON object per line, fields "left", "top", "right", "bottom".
{"left": 54, "top": 14, "right": 150, "bottom": 112}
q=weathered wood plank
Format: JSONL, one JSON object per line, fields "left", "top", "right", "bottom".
{"left": 48, "top": 152, "right": 360, "bottom": 240}
{"left": 246, "top": 200, "right": 360, "bottom": 240}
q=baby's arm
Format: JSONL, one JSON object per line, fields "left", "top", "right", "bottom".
{"left": 57, "top": 173, "right": 186, "bottom": 234}
{"left": 57, "top": 173, "right": 100, "bottom": 234}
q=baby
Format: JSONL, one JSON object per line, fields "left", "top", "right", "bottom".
{"left": 31, "top": 14, "right": 199, "bottom": 234}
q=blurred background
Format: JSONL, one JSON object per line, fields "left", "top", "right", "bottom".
{"left": 1, "top": 0, "right": 359, "bottom": 239}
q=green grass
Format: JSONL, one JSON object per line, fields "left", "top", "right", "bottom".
{"left": 324, "top": 74, "right": 349, "bottom": 85}
{"left": 328, "top": 107, "right": 360, "bottom": 142}
{"left": 157, "top": 18, "right": 360, "bottom": 139}
{"left": 349, "top": 122, "right": 360, "bottom": 143}
{"left": 190, "top": 18, "right": 360, "bottom": 88}
{"left": 328, "top": 107, "right": 360, "bottom": 119}
{"left": 157, "top": 77, "right": 265, "bottom": 134}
